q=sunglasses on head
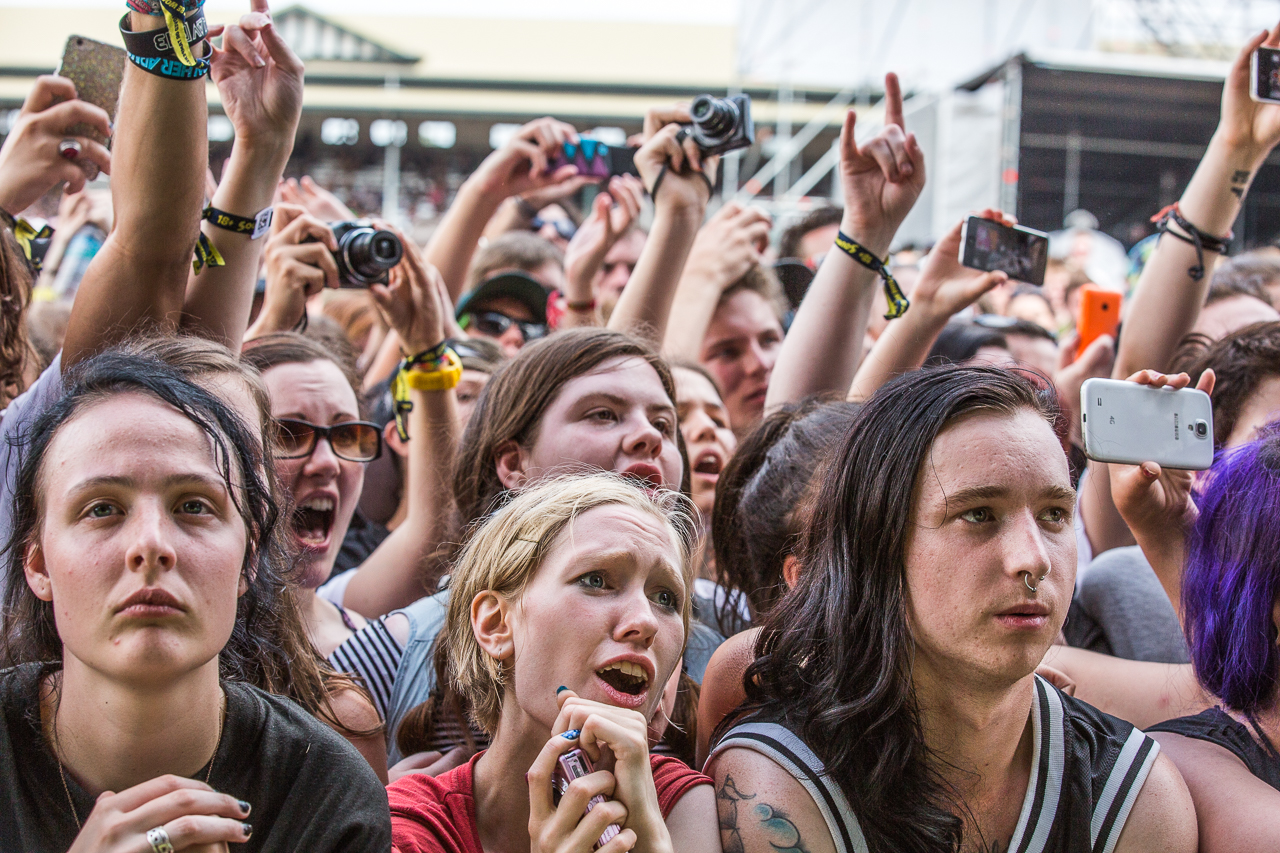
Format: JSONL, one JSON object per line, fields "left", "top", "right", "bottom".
{"left": 274, "top": 418, "right": 383, "bottom": 463}
{"left": 532, "top": 215, "right": 577, "bottom": 242}
{"left": 463, "top": 311, "right": 548, "bottom": 342}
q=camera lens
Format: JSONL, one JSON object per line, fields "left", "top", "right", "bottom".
{"left": 371, "top": 233, "right": 401, "bottom": 264}
{"left": 690, "top": 95, "right": 739, "bottom": 145}
{"left": 341, "top": 227, "right": 404, "bottom": 284}
{"left": 1195, "top": 420, "right": 1208, "bottom": 438}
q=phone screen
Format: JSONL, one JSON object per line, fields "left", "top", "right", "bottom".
{"left": 960, "top": 217, "right": 1049, "bottom": 286}
{"left": 1253, "top": 47, "right": 1280, "bottom": 105}
{"left": 57, "top": 36, "right": 127, "bottom": 150}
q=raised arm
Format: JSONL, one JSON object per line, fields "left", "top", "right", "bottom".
{"left": 560, "top": 174, "right": 645, "bottom": 329}
{"left": 181, "top": 1, "right": 304, "bottom": 352}
{"left": 1117, "top": 23, "right": 1280, "bottom": 379}
{"left": 424, "top": 117, "right": 581, "bottom": 301}
{"left": 847, "top": 212, "right": 1007, "bottom": 401}
{"left": 62, "top": 8, "right": 209, "bottom": 367}
{"left": 660, "top": 201, "right": 771, "bottom": 361}
{"left": 609, "top": 108, "right": 714, "bottom": 344}
{"left": 764, "top": 73, "right": 925, "bottom": 410}
{"left": 344, "top": 235, "right": 458, "bottom": 617}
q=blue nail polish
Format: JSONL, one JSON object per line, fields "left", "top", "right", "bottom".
{"left": 556, "top": 686, "right": 568, "bottom": 695}
{"left": 561, "top": 729, "right": 581, "bottom": 740}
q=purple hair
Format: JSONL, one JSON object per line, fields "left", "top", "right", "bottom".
{"left": 1183, "top": 424, "right": 1280, "bottom": 712}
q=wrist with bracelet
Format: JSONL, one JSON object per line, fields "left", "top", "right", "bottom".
{"left": 391, "top": 342, "right": 462, "bottom": 440}
{"left": 1150, "top": 202, "right": 1231, "bottom": 282}
{"left": 192, "top": 205, "right": 274, "bottom": 274}
{"left": 833, "top": 231, "right": 910, "bottom": 319}
{"left": 120, "top": 0, "right": 210, "bottom": 80}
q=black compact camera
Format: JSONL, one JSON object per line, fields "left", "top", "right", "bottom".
{"left": 687, "top": 93, "right": 754, "bottom": 157}
{"left": 328, "top": 221, "right": 404, "bottom": 287}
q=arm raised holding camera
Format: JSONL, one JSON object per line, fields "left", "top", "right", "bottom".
{"left": 764, "top": 73, "right": 926, "bottom": 410}
{"left": 608, "top": 106, "right": 715, "bottom": 343}
{"left": 425, "top": 117, "right": 582, "bottom": 302}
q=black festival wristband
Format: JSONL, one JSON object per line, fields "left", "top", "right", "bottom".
{"left": 834, "top": 230, "right": 910, "bottom": 319}
{"left": 204, "top": 205, "right": 274, "bottom": 240}
{"left": 1150, "top": 203, "right": 1231, "bottom": 282}
{"left": 119, "top": 9, "right": 210, "bottom": 80}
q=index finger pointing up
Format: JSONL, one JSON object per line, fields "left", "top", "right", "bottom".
{"left": 251, "top": 0, "right": 271, "bottom": 14}
{"left": 883, "top": 72, "right": 905, "bottom": 130}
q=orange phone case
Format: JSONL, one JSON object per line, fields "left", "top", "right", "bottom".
{"left": 1077, "top": 287, "right": 1122, "bottom": 354}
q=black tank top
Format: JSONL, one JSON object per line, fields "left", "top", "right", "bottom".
{"left": 1147, "top": 707, "right": 1280, "bottom": 791}
{"left": 711, "top": 674, "right": 1160, "bottom": 853}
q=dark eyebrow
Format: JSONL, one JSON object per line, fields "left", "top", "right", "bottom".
{"left": 69, "top": 473, "right": 228, "bottom": 494}
{"left": 943, "top": 483, "right": 1076, "bottom": 507}
{"left": 580, "top": 392, "right": 675, "bottom": 414}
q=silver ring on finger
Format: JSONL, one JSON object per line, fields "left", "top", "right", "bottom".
{"left": 146, "top": 826, "right": 175, "bottom": 853}
{"left": 58, "top": 138, "right": 82, "bottom": 160}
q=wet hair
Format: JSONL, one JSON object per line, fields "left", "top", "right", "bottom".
{"left": 1, "top": 346, "right": 376, "bottom": 738}
{"left": 729, "top": 366, "right": 1062, "bottom": 853}
{"left": 1174, "top": 321, "right": 1280, "bottom": 449}
{"left": 778, "top": 207, "right": 843, "bottom": 261}
{"left": 1182, "top": 426, "right": 1280, "bottom": 713}
{"left": 711, "top": 398, "right": 859, "bottom": 634}
{"left": 454, "top": 327, "right": 690, "bottom": 531}
{"left": 925, "top": 321, "right": 1010, "bottom": 367}
{"left": 445, "top": 473, "right": 697, "bottom": 733}
{"left": 466, "top": 231, "right": 565, "bottom": 292}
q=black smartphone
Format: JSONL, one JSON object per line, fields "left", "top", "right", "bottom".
{"left": 56, "top": 35, "right": 126, "bottom": 150}
{"left": 1252, "top": 46, "right": 1280, "bottom": 104}
{"left": 549, "top": 138, "right": 639, "bottom": 179}
{"left": 958, "top": 216, "right": 1049, "bottom": 286}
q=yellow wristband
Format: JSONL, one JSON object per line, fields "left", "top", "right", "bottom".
{"left": 391, "top": 349, "right": 462, "bottom": 441}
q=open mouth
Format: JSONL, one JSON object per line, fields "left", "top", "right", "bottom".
{"left": 693, "top": 451, "right": 723, "bottom": 478}
{"left": 596, "top": 660, "right": 649, "bottom": 696}
{"left": 292, "top": 496, "right": 335, "bottom": 548}
{"left": 621, "top": 464, "right": 663, "bottom": 489}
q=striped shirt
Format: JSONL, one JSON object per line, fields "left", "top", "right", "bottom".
{"left": 329, "top": 616, "right": 405, "bottom": 722}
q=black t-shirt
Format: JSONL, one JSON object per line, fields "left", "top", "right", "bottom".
{"left": 0, "top": 663, "right": 391, "bottom": 852}
{"left": 1148, "top": 707, "right": 1280, "bottom": 791}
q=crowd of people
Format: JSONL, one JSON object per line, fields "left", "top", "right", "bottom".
{"left": 0, "top": 1, "right": 1278, "bottom": 851}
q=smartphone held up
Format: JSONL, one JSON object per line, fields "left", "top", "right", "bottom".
{"left": 958, "top": 216, "right": 1050, "bottom": 286}
{"left": 1080, "top": 378, "right": 1214, "bottom": 471}
{"left": 1252, "top": 46, "right": 1280, "bottom": 104}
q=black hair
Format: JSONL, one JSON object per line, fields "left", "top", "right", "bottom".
{"left": 711, "top": 397, "right": 859, "bottom": 635}
{"left": 1, "top": 351, "right": 295, "bottom": 691}
{"left": 728, "top": 366, "right": 1062, "bottom": 853}
{"left": 778, "top": 207, "right": 844, "bottom": 261}
{"left": 925, "top": 321, "right": 1010, "bottom": 367}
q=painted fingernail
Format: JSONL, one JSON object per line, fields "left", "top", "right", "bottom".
{"left": 238, "top": 800, "right": 251, "bottom": 815}
{"left": 242, "top": 823, "right": 253, "bottom": 838}
{"left": 561, "top": 729, "right": 581, "bottom": 740}
{"left": 556, "top": 686, "right": 568, "bottom": 695}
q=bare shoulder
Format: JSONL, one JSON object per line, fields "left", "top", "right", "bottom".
{"left": 707, "top": 746, "right": 838, "bottom": 853}
{"left": 1151, "top": 731, "right": 1280, "bottom": 852}
{"left": 665, "top": 783, "right": 723, "bottom": 853}
{"left": 696, "top": 628, "right": 760, "bottom": 765}
{"left": 328, "top": 686, "right": 389, "bottom": 784}
{"left": 1112, "top": 751, "right": 1197, "bottom": 853}
{"left": 384, "top": 611, "right": 411, "bottom": 647}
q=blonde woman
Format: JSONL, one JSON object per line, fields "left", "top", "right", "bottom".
{"left": 388, "top": 474, "right": 721, "bottom": 853}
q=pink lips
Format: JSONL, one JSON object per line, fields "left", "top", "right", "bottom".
{"left": 116, "top": 587, "right": 184, "bottom": 618}
{"left": 620, "top": 463, "right": 664, "bottom": 489}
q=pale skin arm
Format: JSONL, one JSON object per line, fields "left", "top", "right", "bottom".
{"left": 664, "top": 785, "right": 723, "bottom": 853}
{"left": 329, "top": 686, "right": 389, "bottom": 785}
{"left": 847, "top": 212, "right": 1007, "bottom": 401}
{"left": 1041, "top": 645, "right": 1212, "bottom": 730}
{"left": 61, "top": 10, "right": 207, "bottom": 368}
{"left": 561, "top": 175, "right": 645, "bottom": 330}
{"left": 1151, "top": 731, "right": 1280, "bottom": 852}
{"left": 180, "top": 2, "right": 302, "bottom": 352}
{"left": 1084, "top": 23, "right": 1280, "bottom": 557}
{"left": 1110, "top": 753, "right": 1198, "bottom": 853}
{"left": 766, "top": 73, "right": 926, "bottom": 411}
{"left": 609, "top": 109, "right": 714, "bottom": 345}
{"left": 342, "top": 235, "right": 458, "bottom": 618}
{"left": 709, "top": 747, "right": 837, "bottom": 853}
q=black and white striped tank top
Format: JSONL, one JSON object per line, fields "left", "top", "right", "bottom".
{"left": 709, "top": 675, "right": 1159, "bottom": 853}
{"left": 328, "top": 616, "right": 405, "bottom": 722}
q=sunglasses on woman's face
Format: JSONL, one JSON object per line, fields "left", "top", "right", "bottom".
{"left": 464, "top": 310, "right": 548, "bottom": 342}
{"left": 274, "top": 419, "right": 383, "bottom": 462}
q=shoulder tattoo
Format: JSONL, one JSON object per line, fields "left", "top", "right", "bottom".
{"left": 717, "top": 774, "right": 811, "bottom": 853}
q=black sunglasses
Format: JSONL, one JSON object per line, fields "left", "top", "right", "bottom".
{"left": 532, "top": 215, "right": 577, "bottom": 242}
{"left": 274, "top": 418, "right": 383, "bottom": 463}
{"left": 464, "top": 310, "right": 548, "bottom": 342}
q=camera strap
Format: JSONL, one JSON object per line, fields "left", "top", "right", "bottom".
{"left": 119, "top": 5, "right": 210, "bottom": 80}
{"left": 834, "top": 231, "right": 910, "bottom": 319}
{"left": 646, "top": 164, "right": 714, "bottom": 204}
{"left": 1151, "top": 203, "right": 1231, "bottom": 282}
{"left": 204, "top": 205, "right": 274, "bottom": 240}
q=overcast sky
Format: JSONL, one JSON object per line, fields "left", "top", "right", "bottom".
{"left": 0, "top": 0, "right": 739, "bottom": 24}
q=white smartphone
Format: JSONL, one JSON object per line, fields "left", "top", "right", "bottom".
{"left": 1080, "top": 379, "right": 1214, "bottom": 470}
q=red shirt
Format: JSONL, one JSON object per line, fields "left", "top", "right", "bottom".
{"left": 389, "top": 752, "right": 711, "bottom": 853}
